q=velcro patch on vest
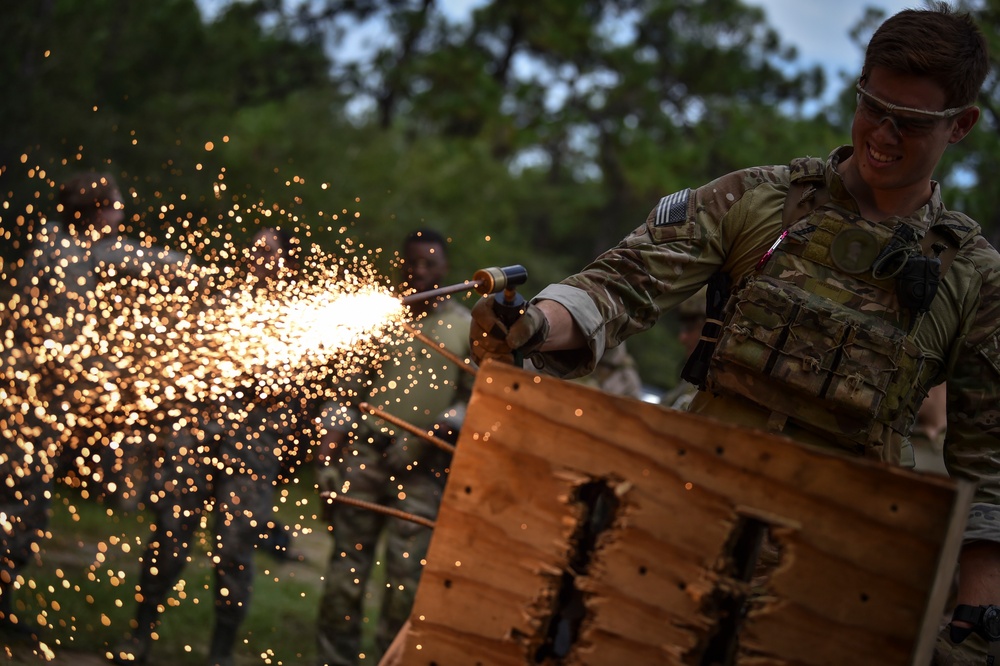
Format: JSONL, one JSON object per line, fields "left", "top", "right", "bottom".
{"left": 654, "top": 189, "right": 690, "bottom": 227}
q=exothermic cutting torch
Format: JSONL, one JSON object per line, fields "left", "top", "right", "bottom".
{"left": 401, "top": 263, "right": 530, "bottom": 365}
{"left": 400, "top": 264, "right": 528, "bottom": 315}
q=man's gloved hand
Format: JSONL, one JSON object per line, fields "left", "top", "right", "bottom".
{"left": 470, "top": 297, "right": 549, "bottom": 366}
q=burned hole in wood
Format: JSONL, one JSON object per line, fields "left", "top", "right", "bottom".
{"left": 529, "top": 478, "right": 622, "bottom": 663}
{"left": 693, "top": 515, "right": 784, "bottom": 666}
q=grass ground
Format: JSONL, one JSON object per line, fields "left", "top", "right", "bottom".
{"left": 2, "top": 466, "right": 386, "bottom": 666}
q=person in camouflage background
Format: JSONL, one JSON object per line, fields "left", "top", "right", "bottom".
{"left": 470, "top": 7, "right": 998, "bottom": 664}
{"left": 110, "top": 400, "right": 295, "bottom": 666}
{"left": 660, "top": 286, "right": 707, "bottom": 411}
{"left": 913, "top": 383, "right": 949, "bottom": 475}
{"left": 315, "top": 228, "right": 472, "bottom": 666}
{"left": 110, "top": 227, "right": 313, "bottom": 666}
{"left": 1, "top": 172, "right": 188, "bottom": 644}
{"left": 566, "top": 341, "right": 644, "bottom": 399}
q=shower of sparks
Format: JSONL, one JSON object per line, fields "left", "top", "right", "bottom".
{"left": 1, "top": 162, "right": 409, "bottom": 488}
{"left": 0, "top": 219, "right": 407, "bottom": 493}
{"left": 0, "top": 158, "right": 420, "bottom": 660}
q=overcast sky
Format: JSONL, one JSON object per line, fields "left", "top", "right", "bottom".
{"left": 430, "top": 0, "right": 925, "bottom": 103}
{"left": 747, "top": 0, "right": 922, "bottom": 97}
{"left": 201, "top": 0, "right": 928, "bottom": 102}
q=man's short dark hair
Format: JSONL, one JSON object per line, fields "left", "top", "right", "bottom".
{"left": 864, "top": 4, "right": 989, "bottom": 107}
{"left": 58, "top": 172, "right": 120, "bottom": 230}
{"left": 403, "top": 228, "right": 449, "bottom": 257}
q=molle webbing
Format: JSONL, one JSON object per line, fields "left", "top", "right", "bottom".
{"left": 706, "top": 158, "right": 976, "bottom": 460}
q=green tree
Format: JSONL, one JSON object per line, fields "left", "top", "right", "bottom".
{"left": 0, "top": 0, "right": 333, "bottom": 266}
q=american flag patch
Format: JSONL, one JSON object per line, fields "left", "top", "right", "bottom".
{"left": 654, "top": 189, "right": 690, "bottom": 227}
{"left": 653, "top": 188, "right": 691, "bottom": 227}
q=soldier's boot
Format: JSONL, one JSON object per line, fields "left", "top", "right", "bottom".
{"left": 110, "top": 601, "right": 159, "bottom": 665}
{"left": 206, "top": 615, "right": 241, "bottom": 666}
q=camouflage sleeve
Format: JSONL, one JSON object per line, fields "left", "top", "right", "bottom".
{"left": 317, "top": 399, "right": 362, "bottom": 438}
{"left": 532, "top": 166, "right": 788, "bottom": 378}
{"left": 943, "top": 239, "right": 1000, "bottom": 544}
{"left": 451, "top": 305, "right": 476, "bottom": 408}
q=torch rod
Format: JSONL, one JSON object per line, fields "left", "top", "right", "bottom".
{"left": 358, "top": 401, "right": 457, "bottom": 455}
{"left": 400, "top": 279, "right": 482, "bottom": 306}
{"left": 319, "top": 492, "right": 436, "bottom": 529}
{"left": 402, "top": 322, "right": 477, "bottom": 376}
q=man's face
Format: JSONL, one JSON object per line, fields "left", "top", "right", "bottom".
{"left": 402, "top": 239, "right": 448, "bottom": 295}
{"left": 850, "top": 66, "right": 977, "bottom": 198}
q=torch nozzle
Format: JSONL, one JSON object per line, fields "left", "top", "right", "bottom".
{"left": 471, "top": 265, "right": 528, "bottom": 296}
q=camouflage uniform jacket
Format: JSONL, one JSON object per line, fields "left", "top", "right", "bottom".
{"left": 12, "top": 219, "right": 189, "bottom": 346}
{"left": 533, "top": 146, "right": 1000, "bottom": 545}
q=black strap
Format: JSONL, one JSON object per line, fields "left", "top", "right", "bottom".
{"left": 951, "top": 604, "right": 981, "bottom": 643}
{"left": 951, "top": 604, "right": 1000, "bottom": 666}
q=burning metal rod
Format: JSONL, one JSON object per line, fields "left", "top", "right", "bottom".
{"left": 358, "top": 401, "right": 457, "bottom": 454}
{"left": 402, "top": 322, "right": 476, "bottom": 376}
{"left": 399, "top": 264, "right": 527, "bottom": 306}
{"left": 400, "top": 280, "right": 480, "bottom": 306}
{"left": 319, "top": 491, "right": 436, "bottom": 529}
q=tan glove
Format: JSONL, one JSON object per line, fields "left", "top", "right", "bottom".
{"left": 469, "top": 297, "right": 549, "bottom": 366}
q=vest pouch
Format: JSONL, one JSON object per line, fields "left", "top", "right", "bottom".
{"left": 825, "top": 318, "right": 920, "bottom": 421}
{"left": 708, "top": 275, "right": 923, "bottom": 448}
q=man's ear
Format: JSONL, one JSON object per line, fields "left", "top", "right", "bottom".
{"left": 950, "top": 106, "right": 981, "bottom": 144}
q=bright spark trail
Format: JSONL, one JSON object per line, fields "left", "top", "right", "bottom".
{"left": 0, "top": 159, "right": 421, "bottom": 661}
{"left": 1, "top": 204, "right": 407, "bottom": 497}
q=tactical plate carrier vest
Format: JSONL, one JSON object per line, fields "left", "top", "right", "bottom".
{"left": 705, "top": 157, "right": 978, "bottom": 463}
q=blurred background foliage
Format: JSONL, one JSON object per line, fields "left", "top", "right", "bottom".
{"left": 3, "top": 0, "right": 999, "bottom": 390}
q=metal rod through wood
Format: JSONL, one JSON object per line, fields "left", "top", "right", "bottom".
{"left": 319, "top": 492, "right": 436, "bottom": 529}
{"left": 358, "top": 401, "right": 457, "bottom": 454}
{"left": 402, "top": 322, "right": 477, "bottom": 376}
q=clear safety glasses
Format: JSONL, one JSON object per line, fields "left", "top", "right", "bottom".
{"left": 855, "top": 82, "right": 971, "bottom": 138}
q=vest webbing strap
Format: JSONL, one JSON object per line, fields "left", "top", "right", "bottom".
{"left": 781, "top": 178, "right": 960, "bottom": 280}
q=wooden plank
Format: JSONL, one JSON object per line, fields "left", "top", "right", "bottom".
{"left": 399, "top": 361, "right": 972, "bottom": 665}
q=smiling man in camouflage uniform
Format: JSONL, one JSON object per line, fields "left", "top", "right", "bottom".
{"left": 471, "top": 7, "right": 998, "bottom": 663}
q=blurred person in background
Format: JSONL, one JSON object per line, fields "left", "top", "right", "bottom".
{"left": 1, "top": 172, "right": 189, "bottom": 644}
{"left": 111, "top": 227, "right": 312, "bottom": 666}
{"left": 315, "top": 228, "right": 472, "bottom": 666}
{"left": 660, "top": 286, "right": 707, "bottom": 411}
{"left": 912, "top": 383, "right": 948, "bottom": 475}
